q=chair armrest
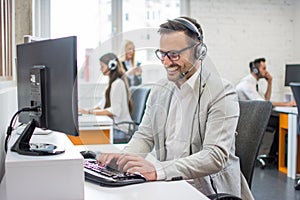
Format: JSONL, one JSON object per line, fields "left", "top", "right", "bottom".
{"left": 114, "top": 121, "right": 139, "bottom": 136}
{"left": 207, "top": 193, "right": 242, "bottom": 200}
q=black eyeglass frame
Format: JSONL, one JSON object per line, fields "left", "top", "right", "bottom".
{"left": 155, "top": 43, "right": 197, "bottom": 61}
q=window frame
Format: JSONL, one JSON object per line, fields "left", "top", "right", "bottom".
{"left": 0, "top": 0, "right": 13, "bottom": 81}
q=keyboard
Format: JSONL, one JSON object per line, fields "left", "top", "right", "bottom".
{"left": 83, "top": 159, "right": 146, "bottom": 187}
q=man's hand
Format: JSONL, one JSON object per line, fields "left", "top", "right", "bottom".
{"left": 264, "top": 71, "right": 273, "bottom": 83}
{"left": 97, "top": 153, "right": 157, "bottom": 181}
{"left": 286, "top": 100, "right": 297, "bottom": 107}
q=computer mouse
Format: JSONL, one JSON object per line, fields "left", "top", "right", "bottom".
{"left": 80, "top": 150, "right": 96, "bottom": 159}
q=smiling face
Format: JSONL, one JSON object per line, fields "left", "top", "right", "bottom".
{"left": 159, "top": 31, "right": 197, "bottom": 85}
{"left": 125, "top": 43, "right": 135, "bottom": 61}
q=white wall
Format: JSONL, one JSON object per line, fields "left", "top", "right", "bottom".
{"left": 0, "top": 87, "right": 17, "bottom": 182}
{"left": 190, "top": 0, "right": 298, "bottom": 101}
{"left": 294, "top": 0, "right": 300, "bottom": 62}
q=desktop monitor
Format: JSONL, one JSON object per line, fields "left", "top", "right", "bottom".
{"left": 284, "top": 64, "right": 300, "bottom": 86}
{"left": 16, "top": 36, "right": 79, "bottom": 136}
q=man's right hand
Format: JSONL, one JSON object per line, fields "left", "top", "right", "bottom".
{"left": 264, "top": 71, "right": 273, "bottom": 83}
{"left": 97, "top": 153, "right": 157, "bottom": 181}
{"left": 286, "top": 100, "right": 297, "bottom": 107}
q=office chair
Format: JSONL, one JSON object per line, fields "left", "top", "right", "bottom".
{"left": 256, "top": 111, "right": 280, "bottom": 169}
{"left": 289, "top": 82, "right": 300, "bottom": 190}
{"left": 113, "top": 86, "right": 151, "bottom": 143}
{"left": 208, "top": 100, "right": 272, "bottom": 200}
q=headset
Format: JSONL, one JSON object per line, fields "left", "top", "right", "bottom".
{"left": 250, "top": 61, "right": 260, "bottom": 76}
{"left": 108, "top": 59, "right": 118, "bottom": 71}
{"left": 174, "top": 17, "right": 219, "bottom": 196}
{"left": 173, "top": 17, "right": 207, "bottom": 61}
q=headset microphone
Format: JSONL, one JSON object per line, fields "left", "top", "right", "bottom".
{"left": 179, "top": 66, "right": 194, "bottom": 79}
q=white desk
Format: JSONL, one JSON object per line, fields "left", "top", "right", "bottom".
{"left": 3, "top": 130, "right": 84, "bottom": 199}
{"left": 1, "top": 143, "right": 209, "bottom": 200}
{"left": 70, "top": 115, "right": 114, "bottom": 144}
{"left": 273, "top": 106, "right": 298, "bottom": 179}
{"left": 0, "top": 176, "right": 208, "bottom": 200}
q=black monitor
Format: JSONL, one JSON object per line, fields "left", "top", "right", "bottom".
{"left": 284, "top": 64, "right": 300, "bottom": 86}
{"left": 16, "top": 36, "right": 78, "bottom": 137}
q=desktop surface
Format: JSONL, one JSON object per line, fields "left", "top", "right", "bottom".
{"left": 76, "top": 144, "right": 209, "bottom": 200}
{"left": 1, "top": 142, "right": 209, "bottom": 200}
{"left": 5, "top": 130, "right": 84, "bottom": 200}
{"left": 273, "top": 106, "right": 298, "bottom": 114}
{"left": 1, "top": 174, "right": 208, "bottom": 200}
{"left": 79, "top": 114, "right": 113, "bottom": 127}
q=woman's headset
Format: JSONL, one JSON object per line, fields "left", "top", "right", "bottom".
{"left": 108, "top": 59, "right": 118, "bottom": 71}
{"left": 173, "top": 17, "right": 207, "bottom": 61}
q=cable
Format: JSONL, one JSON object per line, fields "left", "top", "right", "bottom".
{"left": 197, "top": 61, "right": 203, "bottom": 146}
{"left": 196, "top": 62, "right": 218, "bottom": 198}
{"left": 4, "top": 106, "right": 40, "bottom": 152}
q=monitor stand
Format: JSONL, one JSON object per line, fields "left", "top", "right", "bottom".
{"left": 11, "top": 119, "right": 65, "bottom": 156}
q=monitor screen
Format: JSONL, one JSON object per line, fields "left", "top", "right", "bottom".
{"left": 16, "top": 36, "right": 79, "bottom": 136}
{"left": 284, "top": 64, "right": 300, "bottom": 86}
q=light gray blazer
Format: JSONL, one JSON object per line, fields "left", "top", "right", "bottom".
{"left": 124, "top": 68, "right": 254, "bottom": 199}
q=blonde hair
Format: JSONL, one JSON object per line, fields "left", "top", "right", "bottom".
{"left": 123, "top": 40, "right": 136, "bottom": 66}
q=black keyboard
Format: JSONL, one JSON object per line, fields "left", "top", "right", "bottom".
{"left": 83, "top": 159, "right": 146, "bottom": 187}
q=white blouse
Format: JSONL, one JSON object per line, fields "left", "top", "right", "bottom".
{"left": 105, "top": 78, "right": 133, "bottom": 132}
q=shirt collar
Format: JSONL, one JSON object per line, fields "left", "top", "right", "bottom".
{"left": 248, "top": 74, "right": 258, "bottom": 83}
{"left": 176, "top": 68, "right": 200, "bottom": 96}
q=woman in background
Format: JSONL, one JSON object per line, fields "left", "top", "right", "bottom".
{"left": 79, "top": 53, "right": 133, "bottom": 142}
{"left": 121, "top": 40, "right": 142, "bottom": 87}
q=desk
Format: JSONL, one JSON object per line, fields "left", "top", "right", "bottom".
{"left": 273, "top": 106, "right": 299, "bottom": 179}
{"left": 68, "top": 115, "right": 114, "bottom": 145}
{"left": 0, "top": 176, "right": 208, "bottom": 200}
{"left": 0, "top": 143, "right": 209, "bottom": 200}
{"left": 77, "top": 145, "right": 208, "bottom": 199}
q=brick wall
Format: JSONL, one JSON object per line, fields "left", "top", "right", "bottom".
{"left": 190, "top": 0, "right": 299, "bottom": 101}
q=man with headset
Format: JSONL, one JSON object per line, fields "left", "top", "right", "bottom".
{"left": 98, "top": 16, "right": 253, "bottom": 199}
{"left": 236, "top": 58, "right": 296, "bottom": 165}
{"left": 236, "top": 58, "right": 296, "bottom": 106}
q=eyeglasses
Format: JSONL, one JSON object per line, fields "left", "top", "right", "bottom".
{"left": 155, "top": 43, "right": 197, "bottom": 61}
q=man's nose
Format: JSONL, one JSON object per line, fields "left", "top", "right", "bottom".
{"left": 161, "top": 56, "right": 173, "bottom": 67}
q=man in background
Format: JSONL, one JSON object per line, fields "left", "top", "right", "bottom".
{"left": 236, "top": 58, "right": 296, "bottom": 163}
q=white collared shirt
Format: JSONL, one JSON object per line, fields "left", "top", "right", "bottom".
{"left": 236, "top": 74, "right": 264, "bottom": 101}
{"left": 165, "top": 71, "right": 200, "bottom": 160}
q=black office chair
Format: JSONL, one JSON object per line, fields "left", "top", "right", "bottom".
{"left": 289, "top": 82, "right": 300, "bottom": 190}
{"left": 257, "top": 111, "right": 280, "bottom": 169}
{"left": 113, "top": 86, "right": 151, "bottom": 144}
{"left": 208, "top": 100, "right": 272, "bottom": 200}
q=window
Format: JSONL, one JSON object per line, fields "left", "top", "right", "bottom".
{"left": 48, "top": 0, "right": 180, "bottom": 83}
{"left": 0, "top": 0, "right": 13, "bottom": 81}
{"left": 37, "top": 0, "right": 181, "bottom": 108}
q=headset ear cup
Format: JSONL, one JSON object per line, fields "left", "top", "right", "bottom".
{"left": 108, "top": 59, "right": 117, "bottom": 71}
{"left": 195, "top": 43, "right": 207, "bottom": 60}
{"left": 253, "top": 67, "right": 259, "bottom": 75}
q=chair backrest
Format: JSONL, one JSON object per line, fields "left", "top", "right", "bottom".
{"left": 235, "top": 100, "right": 272, "bottom": 188}
{"left": 290, "top": 82, "right": 300, "bottom": 132}
{"left": 129, "top": 86, "right": 151, "bottom": 124}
